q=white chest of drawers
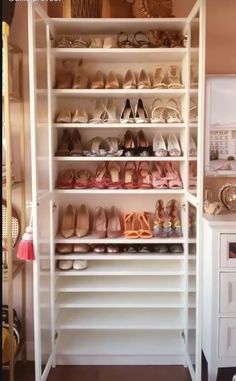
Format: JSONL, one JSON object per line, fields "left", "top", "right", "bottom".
{"left": 202, "top": 214, "right": 236, "bottom": 381}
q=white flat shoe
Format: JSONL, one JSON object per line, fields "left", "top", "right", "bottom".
{"left": 72, "top": 110, "right": 88, "bottom": 123}
{"left": 58, "top": 260, "right": 73, "bottom": 271}
{"left": 73, "top": 260, "right": 88, "bottom": 270}
{"left": 151, "top": 98, "right": 165, "bottom": 123}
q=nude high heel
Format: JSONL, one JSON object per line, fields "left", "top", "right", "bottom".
{"left": 76, "top": 204, "right": 89, "bottom": 238}
{"left": 123, "top": 70, "right": 136, "bottom": 89}
{"left": 92, "top": 207, "right": 107, "bottom": 238}
{"left": 105, "top": 71, "right": 119, "bottom": 89}
{"left": 61, "top": 204, "right": 76, "bottom": 238}
{"left": 91, "top": 70, "right": 105, "bottom": 89}
{"left": 138, "top": 69, "right": 151, "bottom": 89}
{"left": 107, "top": 206, "right": 122, "bottom": 238}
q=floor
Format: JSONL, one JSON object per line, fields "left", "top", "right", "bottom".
{"left": 3, "top": 359, "right": 236, "bottom": 381}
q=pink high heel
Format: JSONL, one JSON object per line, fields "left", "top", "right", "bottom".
{"left": 152, "top": 162, "right": 168, "bottom": 189}
{"left": 163, "top": 162, "right": 183, "bottom": 189}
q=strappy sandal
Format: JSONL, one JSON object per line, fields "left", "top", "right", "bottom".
{"left": 151, "top": 99, "right": 166, "bottom": 123}
{"left": 118, "top": 32, "right": 134, "bottom": 48}
{"left": 123, "top": 212, "right": 140, "bottom": 238}
{"left": 90, "top": 163, "right": 109, "bottom": 189}
{"left": 138, "top": 212, "right": 153, "bottom": 238}
{"left": 153, "top": 66, "right": 167, "bottom": 89}
{"left": 124, "top": 162, "right": 138, "bottom": 189}
{"left": 166, "top": 199, "right": 183, "bottom": 238}
{"left": 163, "top": 162, "right": 183, "bottom": 189}
{"left": 106, "top": 137, "right": 123, "bottom": 157}
{"left": 167, "top": 65, "right": 183, "bottom": 89}
{"left": 107, "top": 162, "right": 123, "bottom": 189}
{"left": 152, "top": 162, "right": 168, "bottom": 189}
{"left": 137, "top": 162, "right": 152, "bottom": 189}
{"left": 165, "top": 99, "right": 182, "bottom": 123}
{"left": 56, "top": 35, "right": 72, "bottom": 48}
{"left": 83, "top": 137, "right": 108, "bottom": 157}
{"left": 153, "top": 199, "right": 171, "bottom": 238}
{"left": 56, "top": 169, "right": 74, "bottom": 189}
{"left": 74, "top": 169, "right": 92, "bottom": 189}
{"left": 133, "top": 31, "right": 150, "bottom": 48}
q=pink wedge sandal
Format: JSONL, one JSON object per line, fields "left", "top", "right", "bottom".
{"left": 163, "top": 162, "right": 183, "bottom": 189}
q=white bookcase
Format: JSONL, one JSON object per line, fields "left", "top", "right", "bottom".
{"left": 28, "top": 1, "right": 206, "bottom": 381}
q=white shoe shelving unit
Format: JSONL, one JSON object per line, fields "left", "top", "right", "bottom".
{"left": 28, "top": 1, "right": 205, "bottom": 381}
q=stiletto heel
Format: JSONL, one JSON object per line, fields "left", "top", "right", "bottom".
{"left": 123, "top": 212, "right": 139, "bottom": 238}
{"left": 137, "top": 161, "right": 152, "bottom": 189}
{"left": 138, "top": 212, "right": 153, "bottom": 238}
{"left": 70, "top": 129, "right": 83, "bottom": 156}
{"left": 89, "top": 99, "right": 106, "bottom": 123}
{"left": 123, "top": 70, "right": 136, "bottom": 89}
{"left": 107, "top": 206, "right": 122, "bottom": 238}
{"left": 92, "top": 207, "right": 107, "bottom": 238}
{"left": 55, "top": 129, "right": 71, "bottom": 156}
{"left": 76, "top": 204, "right": 89, "bottom": 238}
{"left": 61, "top": 204, "right": 76, "bottom": 238}
{"left": 189, "top": 98, "right": 198, "bottom": 123}
{"left": 166, "top": 199, "right": 183, "bottom": 237}
{"left": 103, "top": 99, "right": 118, "bottom": 123}
{"left": 91, "top": 70, "right": 105, "bottom": 89}
{"left": 167, "top": 133, "right": 182, "bottom": 156}
{"left": 152, "top": 163, "right": 168, "bottom": 189}
{"left": 105, "top": 71, "right": 119, "bottom": 89}
{"left": 137, "top": 130, "right": 152, "bottom": 156}
{"left": 153, "top": 133, "right": 167, "bottom": 157}
{"left": 163, "top": 162, "right": 183, "bottom": 189}
{"left": 123, "top": 130, "right": 136, "bottom": 156}
{"left": 120, "top": 99, "right": 135, "bottom": 123}
{"left": 91, "top": 163, "right": 109, "bottom": 189}
{"left": 189, "top": 135, "right": 197, "bottom": 157}
{"left": 138, "top": 69, "right": 151, "bottom": 89}
{"left": 134, "top": 98, "right": 149, "bottom": 123}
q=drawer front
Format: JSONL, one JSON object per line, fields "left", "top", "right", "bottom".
{"left": 219, "top": 318, "right": 236, "bottom": 357}
{"left": 220, "top": 234, "right": 236, "bottom": 268}
{"left": 220, "top": 273, "right": 236, "bottom": 313}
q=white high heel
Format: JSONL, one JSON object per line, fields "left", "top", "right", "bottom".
{"left": 134, "top": 98, "right": 149, "bottom": 123}
{"left": 123, "top": 70, "right": 136, "bottom": 89}
{"left": 153, "top": 133, "right": 167, "bottom": 157}
{"left": 167, "top": 133, "right": 182, "bottom": 157}
{"left": 120, "top": 99, "right": 135, "bottom": 123}
{"left": 151, "top": 98, "right": 165, "bottom": 123}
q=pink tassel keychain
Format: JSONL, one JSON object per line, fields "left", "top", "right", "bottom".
{"left": 16, "top": 210, "right": 35, "bottom": 261}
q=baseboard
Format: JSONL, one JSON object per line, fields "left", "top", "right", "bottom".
{"left": 55, "top": 355, "right": 185, "bottom": 365}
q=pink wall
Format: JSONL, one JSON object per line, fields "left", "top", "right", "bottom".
{"left": 7, "top": 0, "right": 236, "bottom": 360}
